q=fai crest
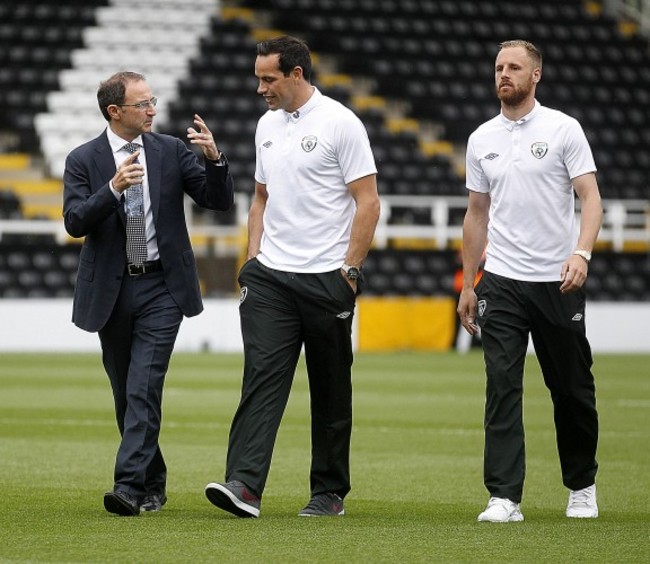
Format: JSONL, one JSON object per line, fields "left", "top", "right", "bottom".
{"left": 531, "top": 142, "right": 548, "bottom": 159}
{"left": 301, "top": 135, "right": 318, "bottom": 152}
{"left": 478, "top": 299, "right": 487, "bottom": 317}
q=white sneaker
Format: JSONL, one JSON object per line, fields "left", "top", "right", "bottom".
{"left": 566, "top": 484, "right": 598, "bottom": 518}
{"left": 477, "top": 497, "right": 524, "bottom": 522}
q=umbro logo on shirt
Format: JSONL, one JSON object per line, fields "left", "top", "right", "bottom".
{"left": 572, "top": 313, "right": 583, "bottom": 321}
{"left": 484, "top": 153, "right": 499, "bottom": 160}
{"left": 263, "top": 141, "right": 273, "bottom": 148}
{"left": 336, "top": 311, "right": 351, "bottom": 319}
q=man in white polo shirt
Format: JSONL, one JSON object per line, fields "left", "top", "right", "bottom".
{"left": 458, "top": 40, "right": 603, "bottom": 523}
{"left": 205, "top": 35, "right": 380, "bottom": 518}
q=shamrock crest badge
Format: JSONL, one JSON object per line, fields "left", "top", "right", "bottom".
{"left": 301, "top": 135, "right": 318, "bottom": 152}
{"left": 531, "top": 142, "right": 548, "bottom": 159}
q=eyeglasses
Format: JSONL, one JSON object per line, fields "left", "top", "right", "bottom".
{"left": 118, "top": 97, "right": 158, "bottom": 111}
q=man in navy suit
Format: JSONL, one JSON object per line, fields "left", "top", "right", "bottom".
{"left": 63, "top": 71, "right": 234, "bottom": 516}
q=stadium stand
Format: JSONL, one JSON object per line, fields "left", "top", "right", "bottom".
{"left": 34, "top": 0, "right": 218, "bottom": 179}
{"left": 0, "top": 0, "right": 648, "bottom": 302}
{"left": 237, "top": 0, "right": 650, "bottom": 201}
{"left": 0, "top": 1, "right": 108, "bottom": 154}
{"left": 361, "top": 247, "right": 650, "bottom": 303}
{"left": 0, "top": 243, "right": 79, "bottom": 298}
{"left": 2, "top": 242, "right": 646, "bottom": 302}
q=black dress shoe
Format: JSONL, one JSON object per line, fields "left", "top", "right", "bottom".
{"left": 104, "top": 491, "right": 141, "bottom": 516}
{"left": 140, "top": 493, "right": 167, "bottom": 512}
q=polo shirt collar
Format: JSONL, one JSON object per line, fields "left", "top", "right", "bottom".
{"left": 284, "top": 86, "right": 321, "bottom": 122}
{"left": 499, "top": 99, "right": 540, "bottom": 131}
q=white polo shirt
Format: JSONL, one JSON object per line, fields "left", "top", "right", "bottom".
{"left": 254, "top": 87, "right": 377, "bottom": 273}
{"left": 466, "top": 101, "right": 596, "bottom": 281}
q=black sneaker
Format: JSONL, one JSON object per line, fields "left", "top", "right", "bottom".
{"left": 298, "top": 493, "right": 345, "bottom": 516}
{"left": 205, "top": 480, "right": 260, "bottom": 518}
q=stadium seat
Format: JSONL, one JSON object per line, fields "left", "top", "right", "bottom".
{"left": 0, "top": 190, "right": 23, "bottom": 219}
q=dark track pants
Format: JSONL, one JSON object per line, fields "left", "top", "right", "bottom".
{"left": 476, "top": 271, "right": 598, "bottom": 503}
{"left": 225, "top": 258, "right": 357, "bottom": 498}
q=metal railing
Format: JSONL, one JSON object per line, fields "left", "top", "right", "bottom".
{"left": 1, "top": 195, "right": 648, "bottom": 253}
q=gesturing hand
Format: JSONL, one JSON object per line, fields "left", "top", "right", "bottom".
{"left": 112, "top": 151, "right": 145, "bottom": 193}
{"left": 187, "top": 114, "right": 221, "bottom": 161}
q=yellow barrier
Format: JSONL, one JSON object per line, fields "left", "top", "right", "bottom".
{"left": 6, "top": 179, "right": 62, "bottom": 195}
{"left": 0, "top": 153, "right": 30, "bottom": 171}
{"left": 357, "top": 296, "right": 456, "bottom": 351}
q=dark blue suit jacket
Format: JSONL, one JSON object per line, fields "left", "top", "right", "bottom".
{"left": 63, "top": 129, "right": 234, "bottom": 332}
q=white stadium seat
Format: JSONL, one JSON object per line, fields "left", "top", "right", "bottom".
{"left": 83, "top": 26, "right": 203, "bottom": 50}
{"left": 37, "top": 1, "right": 218, "bottom": 178}
{"left": 95, "top": 7, "right": 213, "bottom": 28}
{"left": 70, "top": 48, "right": 191, "bottom": 74}
{"left": 58, "top": 69, "right": 179, "bottom": 96}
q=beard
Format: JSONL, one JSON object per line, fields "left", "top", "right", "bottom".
{"left": 496, "top": 79, "right": 534, "bottom": 107}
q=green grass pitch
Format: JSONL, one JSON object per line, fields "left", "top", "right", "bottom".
{"left": 1, "top": 351, "right": 648, "bottom": 562}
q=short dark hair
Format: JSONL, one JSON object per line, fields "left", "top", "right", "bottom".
{"left": 97, "top": 71, "right": 146, "bottom": 121}
{"left": 499, "top": 39, "right": 543, "bottom": 69}
{"left": 256, "top": 35, "right": 312, "bottom": 81}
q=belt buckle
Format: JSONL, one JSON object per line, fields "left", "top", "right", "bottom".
{"left": 128, "top": 263, "right": 144, "bottom": 276}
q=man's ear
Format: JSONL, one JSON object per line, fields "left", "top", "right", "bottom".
{"left": 107, "top": 105, "right": 121, "bottom": 120}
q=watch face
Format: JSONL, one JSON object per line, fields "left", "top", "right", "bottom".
{"left": 346, "top": 267, "right": 360, "bottom": 280}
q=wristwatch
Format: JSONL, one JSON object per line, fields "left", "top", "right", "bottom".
{"left": 573, "top": 249, "right": 592, "bottom": 263}
{"left": 341, "top": 263, "right": 361, "bottom": 280}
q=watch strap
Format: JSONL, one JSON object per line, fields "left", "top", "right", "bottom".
{"left": 341, "top": 263, "right": 361, "bottom": 280}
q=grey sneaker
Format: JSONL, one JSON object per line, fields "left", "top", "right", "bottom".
{"left": 298, "top": 493, "right": 345, "bottom": 516}
{"left": 205, "top": 481, "right": 260, "bottom": 518}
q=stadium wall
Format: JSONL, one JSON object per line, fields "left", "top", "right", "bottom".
{"left": 0, "top": 298, "right": 648, "bottom": 354}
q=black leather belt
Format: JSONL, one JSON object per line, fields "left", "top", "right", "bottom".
{"left": 127, "top": 259, "right": 163, "bottom": 276}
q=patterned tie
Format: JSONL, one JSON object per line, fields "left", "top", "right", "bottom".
{"left": 122, "top": 142, "right": 148, "bottom": 266}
